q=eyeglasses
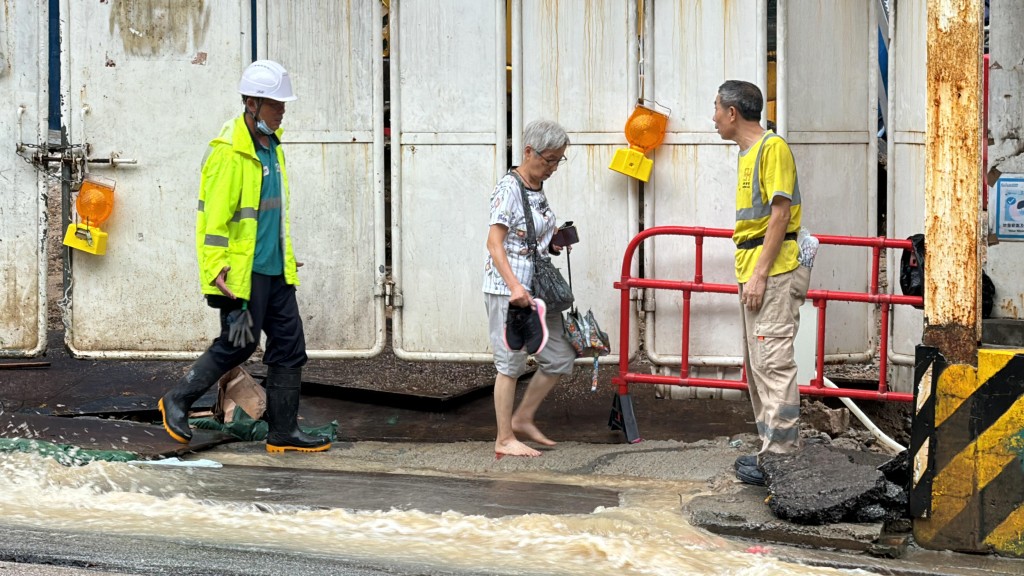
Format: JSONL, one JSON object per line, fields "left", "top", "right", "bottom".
{"left": 537, "top": 153, "right": 567, "bottom": 167}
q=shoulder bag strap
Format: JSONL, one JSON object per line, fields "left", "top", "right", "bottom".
{"left": 508, "top": 170, "right": 538, "bottom": 259}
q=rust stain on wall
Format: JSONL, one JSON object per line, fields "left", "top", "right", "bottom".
{"left": 108, "top": 0, "right": 210, "bottom": 57}
{"left": 999, "top": 296, "right": 1022, "bottom": 319}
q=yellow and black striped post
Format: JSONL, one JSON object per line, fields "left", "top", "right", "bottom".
{"left": 911, "top": 346, "right": 1024, "bottom": 555}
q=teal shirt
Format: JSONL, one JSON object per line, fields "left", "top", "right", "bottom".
{"left": 253, "top": 139, "right": 284, "bottom": 276}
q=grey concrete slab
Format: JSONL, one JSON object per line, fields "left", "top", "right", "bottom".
{"left": 982, "top": 319, "right": 1024, "bottom": 347}
{"left": 125, "top": 464, "right": 620, "bottom": 518}
{"left": 685, "top": 486, "right": 886, "bottom": 552}
{"left": 0, "top": 413, "right": 235, "bottom": 458}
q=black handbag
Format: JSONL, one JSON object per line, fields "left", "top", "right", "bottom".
{"left": 510, "top": 171, "right": 574, "bottom": 313}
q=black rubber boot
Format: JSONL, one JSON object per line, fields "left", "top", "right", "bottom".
{"left": 265, "top": 366, "right": 331, "bottom": 453}
{"left": 734, "top": 454, "right": 757, "bottom": 470}
{"left": 158, "top": 353, "right": 222, "bottom": 444}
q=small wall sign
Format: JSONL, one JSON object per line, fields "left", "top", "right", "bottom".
{"left": 995, "top": 176, "right": 1024, "bottom": 240}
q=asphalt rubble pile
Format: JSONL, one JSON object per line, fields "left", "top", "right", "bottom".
{"left": 761, "top": 443, "right": 909, "bottom": 525}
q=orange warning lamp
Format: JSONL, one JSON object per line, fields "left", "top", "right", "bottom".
{"left": 608, "top": 101, "right": 669, "bottom": 182}
{"left": 63, "top": 175, "right": 115, "bottom": 255}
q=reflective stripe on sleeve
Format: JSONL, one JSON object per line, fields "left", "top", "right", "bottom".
{"left": 230, "top": 207, "right": 258, "bottom": 222}
{"left": 204, "top": 234, "right": 229, "bottom": 247}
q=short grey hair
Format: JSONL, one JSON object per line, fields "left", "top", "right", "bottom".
{"left": 718, "top": 80, "right": 763, "bottom": 122}
{"left": 523, "top": 119, "right": 570, "bottom": 153}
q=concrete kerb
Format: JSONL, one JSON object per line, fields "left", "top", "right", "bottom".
{"left": 201, "top": 437, "right": 742, "bottom": 489}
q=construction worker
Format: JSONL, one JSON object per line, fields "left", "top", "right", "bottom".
{"left": 158, "top": 60, "right": 331, "bottom": 453}
{"left": 713, "top": 80, "right": 810, "bottom": 485}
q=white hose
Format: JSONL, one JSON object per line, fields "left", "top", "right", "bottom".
{"left": 822, "top": 376, "right": 907, "bottom": 454}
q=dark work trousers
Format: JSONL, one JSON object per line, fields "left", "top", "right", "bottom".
{"left": 202, "top": 273, "right": 307, "bottom": 373}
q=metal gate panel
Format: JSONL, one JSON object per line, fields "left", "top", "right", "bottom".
{"left": 391, "top": 0, "right": 506, "bottom": 360}
{"left": 521, "top": 0, "right": 640, "bottom": 364}
{"left": 396, "top": 145, "right": 497, "bottom": 355}
{"left": 647, "top": 0, "right": 762, "bottom": 367}
{"left": 778, "top": 0, "right": 878, "bottom": 361}
{"left": 62, "top": 0, "right": 249, "bottom": 357}
{"left": 0, "top": 0, "right": 47, "bottom": 357}
{"left": 888, "top": 0, "right": 927, "bottom": 385}
{"left": 259, "top": 1, "right": 385, "bottom": 358}
{"left": 284, "top": 143, "right": 383, "bottom": 357}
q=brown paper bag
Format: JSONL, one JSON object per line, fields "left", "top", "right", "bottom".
{"left": 214, "top": 367, "right": 266, "bottom": 423}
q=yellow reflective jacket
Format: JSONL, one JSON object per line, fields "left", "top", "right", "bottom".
{"left": 195, "top": 115, "right": 299, "bottom": 300}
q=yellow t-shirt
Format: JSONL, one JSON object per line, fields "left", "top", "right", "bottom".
{"left": 733, "top": 131, "right": 802, "bottom": 283}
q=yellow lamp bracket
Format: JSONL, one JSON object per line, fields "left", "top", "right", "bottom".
{"left": 63, "top": 223, "right": 108, "bottom": 255}
{"left": 63, "top": 174, "right": 115, "bottom": 255}
{"left": 609, "top": 100, "right": 670, "bottom": 183}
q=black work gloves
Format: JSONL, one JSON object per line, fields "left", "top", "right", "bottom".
{"left": 226, "top": 307, "right": 255, "bottom": 348}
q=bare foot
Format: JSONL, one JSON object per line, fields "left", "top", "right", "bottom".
{"left": 511, "top": 421, "right": 557, "bottom": 446}
{"left": 495, "top": 438, "right": 542, "bottom": 457}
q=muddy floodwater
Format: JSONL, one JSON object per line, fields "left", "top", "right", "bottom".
{"left": 0, "top": 451, "right": 874, "bottom": 576}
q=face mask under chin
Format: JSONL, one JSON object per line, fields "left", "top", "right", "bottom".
{"left": 255, "top": 119, "right": 275, "bottom": 136}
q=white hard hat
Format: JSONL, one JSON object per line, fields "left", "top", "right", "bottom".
{"left": 238, "top": 60, "right": 296, "bottom": 102}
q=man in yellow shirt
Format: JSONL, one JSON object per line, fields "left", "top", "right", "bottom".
{"left": 713, "top": 80, "right": 811, "bottom": 486}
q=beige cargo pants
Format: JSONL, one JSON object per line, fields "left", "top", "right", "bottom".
{"left": 738, "top": 265, "right": 812, "bottom": 462}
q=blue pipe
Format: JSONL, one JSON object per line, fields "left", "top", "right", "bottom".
{"left": 250, "top": 0, "right": 258, "bottom": 62}
{"left": 47, "top": 0, "right": 60, "bottom": 131}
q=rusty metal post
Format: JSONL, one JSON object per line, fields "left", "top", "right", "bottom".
{"left": 922, "top": 0, "right": 984, "bottom": 365}
{"left": 912, "top": 0, "right": 989, "bottom": 555}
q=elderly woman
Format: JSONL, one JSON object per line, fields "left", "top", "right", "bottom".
{"left": 483, "top": 119, "right": 576, "bottom": 458}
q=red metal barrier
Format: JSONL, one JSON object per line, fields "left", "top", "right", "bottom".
{"left": 608, "top": 226, "right": 921, "bottom": 443}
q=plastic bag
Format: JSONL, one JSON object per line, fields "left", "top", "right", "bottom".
{"left": 797, "top": 227, "right": 819, "bottom": 268}
{"left": 982, "top": 270, "right": 995, "bottom": 319}
{"left": 564, "top": 308, "right": 611, "bottom": 391}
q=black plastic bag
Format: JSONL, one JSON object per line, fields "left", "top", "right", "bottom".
{"left": 899, "top": 234, "right": 925, "bottom": 309}
{"left": 982, "top": 270, "right": 995, "bottom": 319}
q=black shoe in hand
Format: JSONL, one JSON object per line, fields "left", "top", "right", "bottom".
{"left": 503, "top": 299, "right": 549, "bottom": 354}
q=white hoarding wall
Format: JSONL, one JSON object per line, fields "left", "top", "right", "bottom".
{"left": 647, "top": 0, "right": 761, "bottom": 375}
{"left": 26, "top": 0, "right": 928, "bottom": 383}
{"left": 521, "top": 0, "right": 640, "bottom": 364}
{"left": 261, "top": 1, "right": 386, "bottom": 358}
{"left": 390, "top": 0, "right": 505, "bottom": 360}
{"left": 62, "top": 0, "right": 384, "bottom": 358}
{"left": 0, "top": 0, "right": 47, "bottom": 356}
{"left": 62, "top": 0, "right": 248, "bottom": 357}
